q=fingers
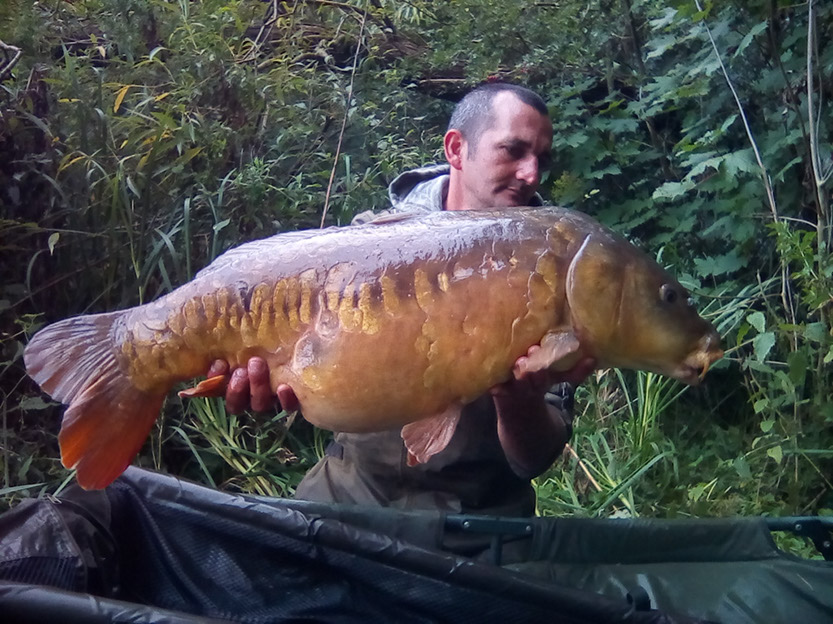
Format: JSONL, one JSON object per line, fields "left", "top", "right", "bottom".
{"left": 207, "top": 359, "right": 229, "bottom": 379}
{"left": 510, "top": 354, "right": 597, "bottom": 393}
{"left": 225, "top": 366, "right": 250, "bottom": 415}
{"left": 276, "top": 384, "right": 300, "bottom": 412}
{"left": 211, "top": 356, "right": 296, "bottom": 414}
{"left": 247, "top": 357, "right": 275, "bottom": 413}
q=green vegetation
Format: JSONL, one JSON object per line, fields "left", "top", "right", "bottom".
{"left": 1, "top": 1, "right": 831, "bottom": 535}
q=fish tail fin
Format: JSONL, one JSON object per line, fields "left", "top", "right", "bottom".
{"left": 24, "top": 312, "right": 165, "bottom": 489}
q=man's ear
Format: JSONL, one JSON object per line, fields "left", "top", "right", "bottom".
{"left": 444, "top": 129, "right": 465, "bottom": 170}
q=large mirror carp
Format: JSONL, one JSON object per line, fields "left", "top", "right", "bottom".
{"left": 25, "top": 207, "right": 723, "bottom": 489}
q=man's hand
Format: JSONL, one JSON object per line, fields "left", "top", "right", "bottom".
{"left": 206, "top": 357, "right": 299, "bottom": 414}
{"left": 490, "top": 346, "right": 596, "bottom": 479}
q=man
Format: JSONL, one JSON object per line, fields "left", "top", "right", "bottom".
{"left": 209, "top": 83, "right": 594, "bottom": 516}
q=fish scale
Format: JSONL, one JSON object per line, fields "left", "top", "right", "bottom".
{"left": 24, "top": 207, "right": 723, "bottom": 489}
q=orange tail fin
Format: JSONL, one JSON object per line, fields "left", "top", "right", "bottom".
{"left": 24, "top": 312, "right": 165, "bottom": 490}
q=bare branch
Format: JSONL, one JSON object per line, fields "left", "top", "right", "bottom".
{"left": 806, "top": 0, "right": 831, "bottom": 250}
{"left": 0, "top": 39, "right": 22, "bottom": 82}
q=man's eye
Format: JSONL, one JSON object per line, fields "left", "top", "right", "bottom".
{"left": 504, "top": 145, "right": 524, "bottom": 159}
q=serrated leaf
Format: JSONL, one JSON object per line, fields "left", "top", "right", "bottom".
{"left": 734, "top": 21, "right": 768, "bottom": 58}
{"left": 753, "top": 331, "right": 776, "bottom": 362}
{"left": 723, "top": 149, "right": 759, "bottom": 176}
{"left": 588, "top": 164, "right": 621, "bottom": 179}
{"left": 562, "top": 132, "right": 588, "bottom": 148}
{"left": 747, "top": 311, "right": 766, "bottom": 333}
{"left": 693, "top": 252, "right": 744, "bottom": 277}
{"left": 646, "top": 34, "right": 678, "bottom": 59}
{"left": 648, "top": 7, "right": 678, "bottom": 30}
{"left": 767, "top": 445, "right": 783, "bottom": 464}
{"left": 652, "top": 181, "right": 693, "bottom": 201}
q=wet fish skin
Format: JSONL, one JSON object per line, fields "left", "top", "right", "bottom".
{"left": 24, "top": 207, "right": 723, "bottom": 489}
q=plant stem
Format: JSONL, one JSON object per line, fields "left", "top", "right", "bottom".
{"left": 321, "top": 3, "right": 368, "bottom": 227}
{"left": 694, "top": 0, "right": 778, "bottom": 222}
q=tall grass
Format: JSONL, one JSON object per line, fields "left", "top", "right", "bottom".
{"left": 0, "top": 0, "right": 438, "bottom": 507}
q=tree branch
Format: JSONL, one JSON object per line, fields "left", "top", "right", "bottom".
{"left": 0, "top": 39, "right": 22, "bottom": 82}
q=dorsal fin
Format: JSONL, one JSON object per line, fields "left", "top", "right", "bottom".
{"left": 365, "top": 212, "right": 421, "bottom": 226}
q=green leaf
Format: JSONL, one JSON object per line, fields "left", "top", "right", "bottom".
{"left": 734, "top": 21, "right": 768, "bottom": 58}
{"left": 684, "top": 155, "right": 726, "bottom": 181}
{"left": 652, "top": 181, "right": 694, "bottom": 201}
{"left": 114, "top": 84, "right": 131, "bottom": 113}
{"left": 19, "top": 396, "right": 52, "bottom": 411}
{"left": 804, "top": 322, "right": 827, "bottom": 344}
{"left": 148, "top": 46, "right": 167, "bottom": 61}
{"left": 719, "top": 114, "right": 738, "bottom": 132}
{"left": 753, "top": 331, "right": 776, "bottom": 362}
{"left": 47, "top": 232, "right": 60, "bottom": 255}
{"left": 787, "top": 350, "right": 808, "bottom": 387}
{"left": 737, "top": 323, "right": 751, "bottom": 346}
{"left": 723, "top": 149, "right": 759, "bottom": 176}
{"left": 760, "top": 419, "right": 774, "bottom": 433}
{"left": 746, "top": 359, "right": 775, "bottom": 374}
{"left": 753, "top": 399, "right": 769, "bottom": 414}
{"left": 767, "top": 445, "right": 783, "bottom": 464}
{"left": 646, "top": 34, "right": 679, "bottom": 60}
{"left": 734, "top": 456, "right": 752, "bottom": 480}
{"left": 747, "top": 311, "right": 766, "bottom": 333}
{"left": 693, "top": 252, "right": 744, "bottom": 277}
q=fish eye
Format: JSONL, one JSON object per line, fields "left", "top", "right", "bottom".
{"left": 660, "top": 284, "right": 678, "bottom": 304}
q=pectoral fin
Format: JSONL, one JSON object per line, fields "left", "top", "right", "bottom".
{"left": 515, "top": 330, "right": 581, "bottom": 379}
{"left": 178, "top": 375, "right": 227, "bottom": 398}
{"left": 401, "top": 404, "right": 462, "bottom": 466}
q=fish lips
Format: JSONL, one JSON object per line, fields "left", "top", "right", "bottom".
{"left": 673, "top": 335, "right": 724, "bottom": 386}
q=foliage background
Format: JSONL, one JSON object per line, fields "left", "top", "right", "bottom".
{"left": 1, "top": 0, "right": 831, "bottom": 535}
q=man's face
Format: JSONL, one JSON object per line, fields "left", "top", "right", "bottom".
{"left": 452, "top": 92, "right": 553, "bottom": 211}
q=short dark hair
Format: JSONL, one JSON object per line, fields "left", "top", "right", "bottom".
{"left": 447, "top": 83, "right": 548, "bottom": 154}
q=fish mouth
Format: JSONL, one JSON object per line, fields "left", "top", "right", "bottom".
{"left": 674, "top": 342, "right": 724, "bottom": 386}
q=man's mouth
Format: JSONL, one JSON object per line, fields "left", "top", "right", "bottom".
{"left": 505, "top": 188, "right": 527, "bottom": 204}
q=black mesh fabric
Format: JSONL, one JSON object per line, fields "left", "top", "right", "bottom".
{"left": 1, "top": 467, "right": 794, "bottom": 624}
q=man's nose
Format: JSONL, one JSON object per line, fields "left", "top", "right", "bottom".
{"left": 517, "top": 156, "right": 540, "bottom": 186}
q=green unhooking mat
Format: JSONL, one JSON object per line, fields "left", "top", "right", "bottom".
{"left": 0, "top": 467, "right": 830, "bottom": 623}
